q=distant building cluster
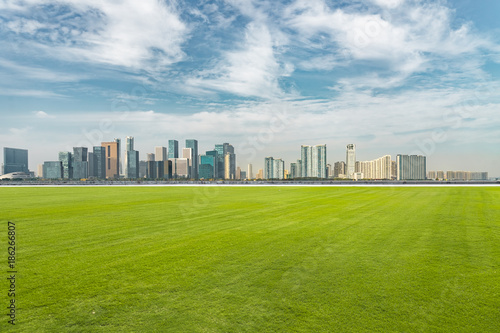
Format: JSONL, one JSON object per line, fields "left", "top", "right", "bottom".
{"left": 428, "top": 170, "right": 488, "bottom": 181}
{"left": 266, "top": 144, "right": 428, "bottom": 181}
{"left": 35, "top": 138, "right": 243, "bottom": 181}
{"left": 0, "top": 143, "right": 492, "bottom": 182}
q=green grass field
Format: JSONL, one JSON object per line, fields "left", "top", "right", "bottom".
{"left": 1, "top": 186, "right": 500, "bottom": 332}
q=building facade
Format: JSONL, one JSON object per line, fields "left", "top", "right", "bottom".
{"left": 43, "top": 161, "right": 63, "bottom": 179}
{"left": 396, "top": 154, "right": 426, "bottom": 180}
{"left": 168, "top": 140, "right": 179, "bottom": 159}
{"left": 346, "top": 144, "right": 356, "bottom": 179}
{"left": 3, "top": 147, "right": 29, "bottom": 175}
{"left": 185, "top": 139, "right": 199, "bottom": 179}
{"left": 301, "top": 145, "right": 327, "bottom": 178}
{"left": 101, "top": 140, "right": 120, "bottom": 179}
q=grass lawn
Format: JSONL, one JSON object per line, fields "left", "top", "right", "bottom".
{"left": 1, "top": 186, "right": 499, "bottom": 332}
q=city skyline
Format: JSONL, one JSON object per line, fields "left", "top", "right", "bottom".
{"left": 0, "top": 140, "right": 491, "bottom": 181}
{"left": 0, "top": 1, "right": 499, "bottom": 176}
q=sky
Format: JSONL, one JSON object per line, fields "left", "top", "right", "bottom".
{"left": 0, "top": 0, "right": 499, "bottom": 176}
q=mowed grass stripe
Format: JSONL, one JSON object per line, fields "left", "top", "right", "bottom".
{"left": 1, "top": 187, "right": 499, "bottom": 332}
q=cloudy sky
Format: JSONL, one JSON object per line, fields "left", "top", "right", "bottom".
{"left": 1, "top": 0, "right": 499, "bottom": 176}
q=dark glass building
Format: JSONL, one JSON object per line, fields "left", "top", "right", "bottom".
{"left": 58, "top": 152, "right": 73, "bottom": 179}
{"left": 92, "top": 146, "right": 106, "bottom": 179}
{"left": 43, "top": 161, "right": 63, "bottom": 179}
{"left": 168, "top": 140, "right": 179, "bottom": 159}
{"left": 185, "top": 139, "right": 198, "bottom": 179}
{"left": 2, "top": 147, "right": 28, "bottom": 174}
{"left": 72, "top": 147, "right": 88, "bottom": 179}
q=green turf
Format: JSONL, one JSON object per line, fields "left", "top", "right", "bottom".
{"left": 1, "top": 186, "right": 499, "bottom": 332}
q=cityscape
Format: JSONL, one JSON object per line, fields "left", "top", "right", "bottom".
{"left": 1, "top": 140, "right": 490, "bottom": 181}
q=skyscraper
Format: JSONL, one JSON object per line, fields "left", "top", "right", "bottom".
{"left": 185, "top": 139, "right": 198, "bottom": 179}
{"left": 93, "top": 146, "right": 106, "bottom": 179}
{"left": 126, "top": 136, "right": 134, "bottom": 151}
{"left": 125, "top": 137, "right": 139, "bottom": 179}
{"left": 346, "top": 144, "right": 356, "bottom": 179}
{"left": 312, "top": 144, "right": 327, "bottom": 178}
{"left": 155, "top": 146, "right": 167, "bottom": 162}
{"left": 301, "top": 145, "right": 327, "bottom": 178}
{"left": 273, "top": 158, "right": 285, "bottom": 180}
{"left": 58, "top": 151, "right": 72, "bottom": 179}
{"left": 247, "top": 164, "right": 253, "bottom": 179}
{"left": 264, "top": 157, "right": 274, "bottom": 179}
{"left": 2, "top": 147, "right": 28, "bottom": 174}
{"left": 101, "top": 140, "right": 120, "bottom": 179}
{"left": 396, "top": 154, "right": 426, "bottom": 180}
{"left": 72, "top": 147, "right": 88, "bottom": 179}
{"left": 115, "top": 138, "right": 122, "bottom": 176}
{"left": 199, "top": 154, "right": 216, "bottom": 179}
{"left": 300, "top": 145, "right": 311, "bottom": 178}
{"left": 333, "top": 161, "right": 346, "bottom": 178}
{"left": 43, "top": 161, "right": 63, "bottom": 179}
{"left": 215, "top": 143, "right": 235, "bottom": 179}
{"left": 168, "top": 140, "right": 178, "bottom": 159}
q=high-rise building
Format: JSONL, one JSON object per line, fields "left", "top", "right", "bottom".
{"left": 170, "top": 158, "right": 189, "bottom": 178}
{"left": 168, "top": 140, "right": 178, "bottom": 159}
{"left": 241, "top": 171, "right": 247, "bottom": 179}
{"left": 92, "top": 146, "right": 106, "bottom": 179}
{"left": 301, "top": 145, "right": 327, "bottom": 178}
{"left": 264, "top": 157, "right": 284, "bottom": 180}
{"left": 290, "top": 162, "right": 298, "bottom": 178}
{"left": 300, "top": 145, "right": 311, "bottom": 178}
{"left": 199, "top": 154, "right": 216, "bottom": 179}
{"left": 247, "top": 164, "right": 253, "bottom": 179}
{"left": 115, "top": 138, "right": 122, "bottom": 176}
{"left": 396, "top": 154, "right": 426, "bottom": 180}
{"left": 139, "top": 161, "right": 147, "bottom": 178}
{"left": 185, "top": 140, "right": 199, "bottom": 179}
{"left": 333, "top": 161, "right": 346, "bottom": 178}
{"left": 273, "top": 158, "right": 285, "bottom": 180}
{"left": 88, "top": 153, "right": 94, "bottom": 178}
{"left": 312, "top": 144, "right": 327, "bottom": 178}
{"left": 182, "top": 148, "right": 192, "bottom": 178}
{"left": 43, "top": 161, "right": 63, "bottom": 179}
{"left": 264, "top": 157, "right": 274, "bottom": 179}
{"left": 355, "top": 155, "right": 392, "bottom": 180}
{"left": 205, "top": 150, "right": 218, "bottom": 179}
{"left": 346, "top": 144, "right": 356, "bottom": 179}
{"left": 72, "top": 147, "right": 88, "bottom": 179}
{"left": 236, "top": 166, "right": 241, "bottom": 180}
{"left": 155, "top": 146, "right": 167, "bottom": 161}
{"left": 256, "top": 169, "right": 263, "bottom": 179}
{"left": 37, "top": 164, "right": 43, "bottom": 178}
{"left": 58, "top": 152, "right": 72, "bottom": 179}
{"left": 224, "top": 153, "right": 233, "bottom": 179}
{"left": 126, "top": 136, "right": 134, "bottom": 151}
{"left": 326, "top": 164, "right": 332, "bottom": 178}
{"left": 125, "top": 137, "right": 139, "bottom": 179}
{"left": 214, "top": 144, "right": 225, "bottom": 178}
{"left": 126, "top": 150, "right": 139, "bottom": 178}
{"left": 101, "top": 140, "right": 120, "bottom": 179}
{"left": 215, "top": 143, "right": 235, "bottom": 180}
{"left": 2, "top": 147, "right": 29, "bottom": 175}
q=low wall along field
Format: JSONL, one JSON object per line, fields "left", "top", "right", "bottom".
{"left": 1, "top": 187, "right": 499, "bottom": 332}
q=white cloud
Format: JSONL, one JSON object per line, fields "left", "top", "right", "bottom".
{"left": 0, "top": 58, "right": 84, "bottom": 82}
{"left": 2, "top": 0, "right": 189, "bottom": 71}
{"left": 370, "top": 0, "right": 404, "bottom": 9}
{"left": 185, "top": 23, "right": 287, "bottom": 98}
{"left": 34, "top": 111, "right": 55, "bottom": 119}
{"left": 0, "top": 89, "right": 65, "bottom": 98}
{"left": 284, "top": 0, "right": 494, "bottom": 90}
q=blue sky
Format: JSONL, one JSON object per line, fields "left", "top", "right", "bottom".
{"left": 1, "top": 0, "right": 499, "bottom": 176}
